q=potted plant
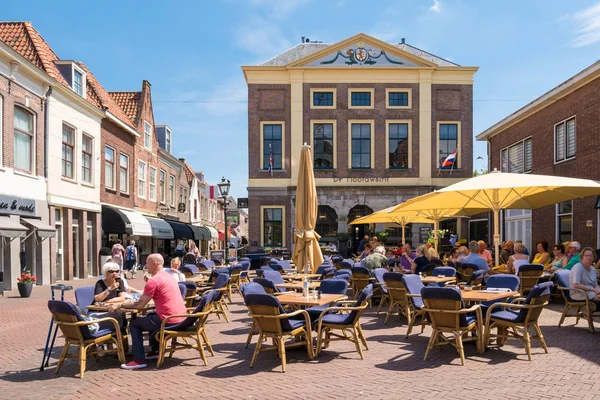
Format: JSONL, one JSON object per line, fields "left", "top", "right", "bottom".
{"left": 99, "top": 247, "right": 112, "bottom": 267}
{"left": 17, "top": 272, "right": 36, "bottom": 298}
{"left": 375, "top": 231, "right": 389, "bottom": 244}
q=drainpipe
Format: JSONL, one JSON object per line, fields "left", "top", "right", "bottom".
{"left": 44, "top": 86, "right": 53, "bottom": 178}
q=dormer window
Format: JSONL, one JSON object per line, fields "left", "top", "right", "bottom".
{"left": 54, "top": 61, "right": 86, "bottom": 98}
{"left": 73, "top": 70, "right": 83, "bottom": 96}
{"left": 165, "top": 127, "right": 172, "bottom": 153}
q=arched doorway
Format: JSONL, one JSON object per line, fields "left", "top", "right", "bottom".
{"left": 316, "top": 205, "right": 338, "bottom": 239}
{"left": 348, "top": 205, "right": 374, "bottom": 255}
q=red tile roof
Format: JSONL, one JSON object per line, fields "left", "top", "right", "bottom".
{"left": 182, "top": 160, "right": 196, "bottom": 183}
{"left": 108, "top": 91, "right": 141, "bottom": 125}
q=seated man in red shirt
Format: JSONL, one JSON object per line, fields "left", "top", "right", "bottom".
{"left": 109, "top": 253, "right": 187, "bottom": 370}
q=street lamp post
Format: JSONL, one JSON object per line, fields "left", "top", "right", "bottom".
{"left": 217, "top": 177, "right": 231, "bottom": 264}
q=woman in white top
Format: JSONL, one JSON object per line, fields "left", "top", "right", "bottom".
{"left": 570, "top": 247, "right": 600, "bottom": 307}
{"left": 165, "top": 257, "right": 186, "bottom": 282}
{"left": 507, "top": 242, "right": 530, "bottom": 275}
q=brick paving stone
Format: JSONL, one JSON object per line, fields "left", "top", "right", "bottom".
{"left": 0, "top": 277, "right": 599, "bottom": 399}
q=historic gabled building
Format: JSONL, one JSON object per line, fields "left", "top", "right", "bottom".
{"left": 242, "top": 33, "right": 477, "bottom": 254}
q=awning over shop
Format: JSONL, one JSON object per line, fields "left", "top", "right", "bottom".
{"left": 21, "top": 217, "right": 56, "bottom": 239}
{"left": 206, "top": 226, "right": 218, "bottom": 240}
{"left": 119, "top": 210, "right": 152, "bottom": 237}
{"left": 101, "top": 205, "right": 132, "bottom": 235}
{"left": 188, "top": 224, "right": 211, "bottom": 241}
{"left": 146, "top": 217, "right": 174, "bottom": 239}
{"left": 166, "top": 220, "right": 194, "bottom": 240}
{"left": 0, "top": 216, "right": 27, "bottom": 239}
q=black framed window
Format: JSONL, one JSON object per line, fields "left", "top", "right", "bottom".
{"left": 314, "top": 123, "right": 334, "bottom": 169}
{"left": 313, "top": 92, "right": 333, "bottom": 107}
{"left": 388, "top": 123, "right": 409, "bottom": 169}
{"left": 262, "top": 124, "right": 282, "bottom": 170}
{"left": 351, "top": 92, "right": 371, "bottom": 107}
{"left": 557, "top": 200, "right": 572, "bottom": 243}
{"left": 555, "top": 117, "right": 575, "bottom": 162}
{"left": 351, "top": 123, "right": 371, "bottom": 169}
{"left": 263, "top": 208, "right": 283, "bottom": 246}
{"left": 439, "top": 123, "right": 458, "bottom": 169}
{"left": 316, "top": 206, "right": 338, "bottom": 237}
{"left": 388, "top": 91, "right": 408, "bottom": 107}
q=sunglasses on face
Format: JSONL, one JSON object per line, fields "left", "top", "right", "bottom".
{"left": 107, "top": 270, "right": 119, "bottom": 274}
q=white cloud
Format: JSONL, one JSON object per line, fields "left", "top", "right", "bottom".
{"left": 430, "top": 0, "right": 442, "bottom": 13}
{"left": 233, "top": 15, "right": 293, "bottom": 62}
{"left": 568, "top": 2, "right": 600, "bottom": 47}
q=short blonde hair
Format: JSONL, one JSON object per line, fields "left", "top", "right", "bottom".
{"left": 514, "top": 242, "right": 527, "bottom": 254}
{"left": 170, "top": 257, "right": 181, "bottom": 267}
{"left": 416, "top": 245, "right": 427, "bottom": 256}
{"left": 101, "top": 262, "right": 120, "bottom": 276}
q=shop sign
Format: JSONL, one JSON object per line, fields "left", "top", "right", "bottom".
{"left": 332, "top": 177, "right": 390, "bottom": 183}
{"left": 0, "top": 195, "right": 36, "bottom": 216}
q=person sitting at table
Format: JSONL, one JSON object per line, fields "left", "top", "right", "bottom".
{"left": 506, "top": 242, "right": 530, "bottom": 275}
{"left": 500, "top": 241, "right": 513, "bottom": 264}
{"left": 549, "top": 243, "right": 567, "bottom": 271}
{"left": 462, "top": 241, "right": 492, "bottom": 276}
{"left": 410, "top": 245, "right": 430, "bottom": 273}
{"left": 165, "top": 256, "right": 186, "bottom": 282}
{"left": 563, "top": 241, "right": 582, "bottom": 270}
{"left": 359, "top": 243, "right": 372, "bottom": 259}
{"left": 425, "top": 240, "right": 439, "bottom": 260}
{"left": 326, "top": 241, "right": 337, "bottom": 252}
{"left": 531, "top": 240, "right": 551, "bottom": 268}
{"left": 456, "top": 246, "right": 468, "bottom": 263}
{"left": 364, "top": 246, "right": 389, "bottom": 272}
{"left": 447, "top": 248, "right": 458, "bottom": 264}
{"left": 108, "top": 253, "right": 187, "bottom": 370}
{"left": 570, "top": 247, "right": 600, "bottom": 308}
{"left": 399, "top": 243, "right": 415, "bottom": 271}
{"left": 94, "top": 262, "right": 126, "bottom": 304}
{"left": 477, "top": 240, "right": 493, "bottom": 266}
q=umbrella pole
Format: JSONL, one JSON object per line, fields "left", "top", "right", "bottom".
{"left": 493, "top": 208, "right": 500, "bottom": 266}
{"left": 401, "top": 222, "right": 406, "bottom": 245}
{"left": 434, "top": 219, "right": 439, "bottom": 252}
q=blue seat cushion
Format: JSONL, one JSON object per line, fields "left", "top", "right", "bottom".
{"left": 320, "top": 313, "right": 351, "bottom": 325}
{"left": 88, "top": 327, "right": 115, "bottom": 339}
{"left": 284, "top": 318, "right": 306, "bottom": 331}
{"left": 306, "top": 305, "right": 329, "bottom": 323}
{"left": 464, "top": 314, "right": 477, "bottom": 325}
{"left": 490, "top": 309, "right": 519, "bottom": 322}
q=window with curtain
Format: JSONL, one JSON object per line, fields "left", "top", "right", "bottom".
{"left": 149, "top": 167, "right": 156, "bottom": 201}
{"left": 263, "top": 207, "right": 283, "bottom": 246}
{"left": 438, "top": 123, "right": 458, "bottom": 169}
{"left": 81, "top": 134, "right": 92, "bottom": 184}
{"left": 105, "top": 146, "right": 115, "bottom": 189}
{"left": 555, "top": 117, "right": 575, "bottom": 162}
{"left": 14, "top": 106, "right": 34, "bottom": 172}
{"left": 138, "top": 161, "right": 146, "bottom": 198}
{"left": 351, "top": 123, "right": 371, "bottom": 169}
{"left": 388, "top": 123, "right": 409, "bottom": 168}
{"left": 313, "top": 123, "right": 334, "bottom": 169}
{"left": 119, "top": 153, "right": 128, "bottom": 192}
{"left": 159, "top": 170, "right": 166, "bottom": 202}
{"left": 262, "top": 124, "right": 282, "bottom": 169}
{"left": 500, "top": 138, "right": 532, "bottom": 173}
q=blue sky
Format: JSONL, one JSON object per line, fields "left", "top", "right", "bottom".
{"left": 5, "top": 0, "right": 600, "bottom": 200}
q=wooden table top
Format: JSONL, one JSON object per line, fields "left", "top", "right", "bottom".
{"left": 276, "top": 293, "right": 346, "bottom": 307}
{"left": 421, "top": 276, "right": 457, "bottom": 284}
{"left": 86, "top": 303, "right": 155, "bottom": 313}
{"left": 461, "top": 290, "right": 520, "bottom": 303}
{"left": 276, "top": 281, "right": 321, "bottom": 291}
{"left": 283, "top": 273, "right": 322, "bottom": 280}
{"left": 186, "top": 276, "right": 205, "bottom": 283}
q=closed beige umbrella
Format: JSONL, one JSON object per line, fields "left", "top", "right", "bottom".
{"left": 292, "top": 144, "right": 324, "bottom": 273}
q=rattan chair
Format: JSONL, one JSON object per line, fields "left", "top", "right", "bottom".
{"left": 315, "top": 284, "right": 373, "bottom": 359}
{"left": 47, "top": 300, "right": 125, "bottom": 378}
{"left": 240, "top": 283, "right": 268, "bottom": 347}
{"left": 228, "top": 265, "right": 243, "bottom": 296}
{"left": 458, "top": 263, "right": 480, "bottom": 283}
{"left": 518, "top": 264, "right": 544, "bottom": 296}
{"left": 350, "top": 266, "right": 372, "bottom": 303}
{"left": 156, "top": 290, "right": 216, "bottom": 368}
{"left": 484, "top": 281, "right": 552, "bottom": 361}
{"left": 382, "top": 272, "right": 409, "bottom": 324}
{"left": 421, "top": 286, "right": 483, "bottom": 365}
{"left": 245, "top": 293, "right": 314, "bottom": 372}
{"left": 555, "top": 270, "right": 599, "bottom": 332}
{"left": 373, "top": 268, "right": 389, "bottom": 313}
{"left": 403, "top": 274, "right": 428, "bottom": 337}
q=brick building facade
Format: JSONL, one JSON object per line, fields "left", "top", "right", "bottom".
{"left": 243, "top": 33, "right": 477, "bottom": 256}
{"left": 477, "top": 60, "right": 600, "bottom": 250}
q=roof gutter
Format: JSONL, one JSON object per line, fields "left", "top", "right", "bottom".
{"left": 105, "top": 111, "right": 140, "bottom": 137}
{"left": 44, "top": 85, "right": 53, "bottom": 178}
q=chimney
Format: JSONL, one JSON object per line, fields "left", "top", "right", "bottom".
{"left": 301, "top": 36, "right": 305, "bottom": 43}
{"left": 400, "top": 38, "right": 405, "bottom": 44}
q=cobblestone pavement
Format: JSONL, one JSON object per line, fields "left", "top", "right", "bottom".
{"left": 1, "top": 277, "right": 600, "bottom": 400}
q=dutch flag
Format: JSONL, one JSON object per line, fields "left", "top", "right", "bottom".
{"left": 438, "top": 148, "right": 457, "bottom": 176}
{"left": 268, "top": 144, "right": 274, "bottom": 177}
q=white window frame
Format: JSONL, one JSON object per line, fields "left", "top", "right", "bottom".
{"left": 138, "top": 160, "right": 147, "bottom": 199}
{"left": 348, "top": 88, "right": 374, "bottom": 109}
{"left": 169, "top": 174, "right": 175, "bottom": 206}
{"left": 143, "top": 120, "right": 152, "bottom": 150}
{"left": 347, "top": 120, "right": 375, "bottom": 169}
{"left": 385, "top": 120, "right": 412, "bottom": 169}
{"left": 165, "top": 127, "right": 172, "bottom": 153}
{"left": 310, "top": 120, "right": 337, "bottom": 169}
{"left": 385, "top": 88, "right": 412, "bottom": 109}
{"left": 554, "top": 116, "right": 576, "bottom": 164}
{"left": 556, "top": 200, "right": 573, "bottom": 244}
{"left": 159, "top": 169, "right": 166, "bottom": 203}
{"left": 81, "top": 133, "right": 93, "bottom": 185}
{"left": 260, "top": 205, "right": 286, "bottom": 247}
{"left": 309, "top": 88, "right": 337, "bottom": 110}
{"left": 72, "top": 63, "right": 86, "bottom": 98}
{"left": 436, "top": 121, "right": 461, "bottom": 169}
{"left": 259, "top": 121, "right": 285, "bottom": 172}
{"left": 104, "top": 145, "right": 116, "bottom": 190}
{"left": 149, "top": 166, "right": 157, "bottom": 202}
{"left": 119, "top": 153, "right": 129, "bottom": 193}
{"left": 14, "top": 105, "right": 36, "bottom": 174}
{"left": 500, "top": 137, "right": 532, "bottom": 174}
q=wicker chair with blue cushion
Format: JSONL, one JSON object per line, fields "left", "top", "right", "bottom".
{"left": 268, "top": 263, "right": 285, "bottom": 274}
{"left": 212, "top": 259, "right": 222, "bottom": 266}
{"left": 338, "top": 259, "right": 353, "bottom": 270}
{"left": 315, "top": 263, "right": 333, "bottom": 275}
{"left": 431, "top": 267, "right": 457, "bottom": 287}
{"left": 484, "top": 281, "right": 553, "bottom": 360}
{"left": 305, "top": 278, "right": 349, "bottom": 323}
{"left": 209, "top": 273, "right": 231, "bottom": 322}
{"left": 263, "top": 270, "right": 287, "bottom": 293}
{"left": 403, "top": 274, "right": 428, "bottom": 337}
{"left": 373, "top": 268, "right": 389, "bottom": 314}
{"left": 47, "top": 300, "right": 125, "bottom": 378}
{"left": 320, "top": 267, "right": 337, "bottom": 280}
{"left": 155, "top": 289, "right": 217, "bottom": 368}
{"left": 555, "top": 270, "right": 599, "bottom": 332}
{"left": 458, "top": 263, "right": 480, "bottom": 283}
{"left": 315, "top": 284, "right": 373, "bottom": 359}
{"left": 334, "top": 270, "right": 352, "bottom": 281}
{"left": 350, "top": 266, "right": 372, "bottom": 302}
{"left": 480, "top": 274, "right": 520, "bottom": 315}
{"left": 240, "top": 283, "right": 268, "bottom": 347}
{"left": 228, "top": 265, "right": 243, "bottom": 295}
{"left": 180, "top": 264, "right": 200, "bottom": 278}
{"left": 421, "top": 286, "right": 483, "bottom": 365}
{"left": 518, "top": 264, "right": 544, "bottom": 296}
{"left": 74, "top": 286, "right": 95, "bottom": 315}
{"left": 382, "top": 272, "right": 409, "bottom": 325}
{"left": 239, "top": 261, "right": 251, "bottom": 284}
{"left": 245, "top": 293, "right": 313, "bottom": 372}
{"left": 458, "top": 270, "right": 485, "bottom": 290}
{"left": 199, "top": 259, "right": 216, "bottom": 270}
{"left": 253, "top": 278, "right": 279, "bottom": 294}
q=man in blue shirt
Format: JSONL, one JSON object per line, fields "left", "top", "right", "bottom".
{"left": 462, "top": 241, "right": 492, "bottom": 277}
{"left": 449, "top": 234, "right": 457, "bottom": 248}
{"left": 357, "top": 235, "right": 369, "bottom": 253}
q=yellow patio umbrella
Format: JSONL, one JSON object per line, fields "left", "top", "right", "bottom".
{"left": 292, "top": 144, "right": 324, "bottom": 273}
{"left": 394, "top": 169, "right": 600, "bottom": 265}
{"left": 349, "top": 206, "right": 453, "bottom": 245}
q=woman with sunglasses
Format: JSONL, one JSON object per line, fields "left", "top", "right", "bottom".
{"left": 94, "top": 261, "right": 126, "bottom": 304}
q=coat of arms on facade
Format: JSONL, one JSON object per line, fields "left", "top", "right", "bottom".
{"left": 320, "top": 42, "right": 404, "bottom": 65}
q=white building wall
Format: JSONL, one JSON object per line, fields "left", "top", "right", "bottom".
{"left": 189, "top": 177, "right": 200, "bottom": 225}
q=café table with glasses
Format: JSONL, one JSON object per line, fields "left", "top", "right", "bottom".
{"left": 276, "top": 281, "right": 321, "bottom": 291}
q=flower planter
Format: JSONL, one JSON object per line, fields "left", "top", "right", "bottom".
{"left": 17, "top": 282, "right": 33, "bottom": 298}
